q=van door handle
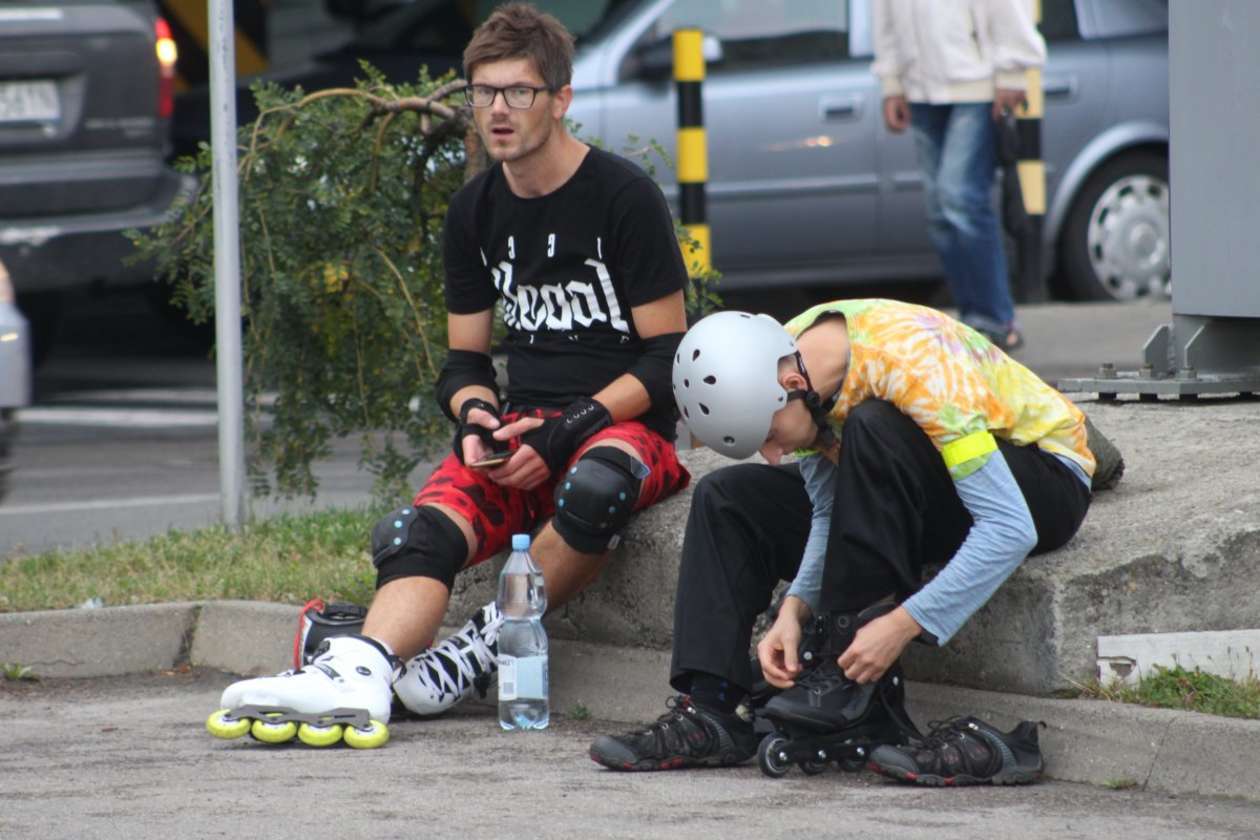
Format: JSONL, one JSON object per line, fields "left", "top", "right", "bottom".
{"left": 1043, "top": 78, "right": 1076, "bottom": 99}
{"left": 820, "top": 94, "right": 863, "bottom": 120}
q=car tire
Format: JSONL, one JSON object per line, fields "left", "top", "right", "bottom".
{"left": 16, "top": 290, "right": 62, "bottom": 368}
{"left": 1060, "top": 151, "right": 1170, "bottom": 302}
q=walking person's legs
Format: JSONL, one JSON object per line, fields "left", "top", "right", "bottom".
{"left": 934, "top": 103, "right": 1018, "bottom": 346}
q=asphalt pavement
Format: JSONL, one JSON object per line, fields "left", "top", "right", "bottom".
{"left": 4, "top": 668, "right": 1260, "bottom": 840}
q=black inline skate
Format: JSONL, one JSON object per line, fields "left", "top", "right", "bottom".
{"left": 754, "top": 602, "right": 921, "bottom": 778}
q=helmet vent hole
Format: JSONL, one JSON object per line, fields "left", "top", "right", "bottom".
{"left": 699, "top": 403, "right": 710, "bottom": 415}
{"left": 683, "top": 406, "right": 690, "bottom": 419}
{"left": 703, "top": 376, "right": 716, "bottom": 385}
{"left": 684, "top": 378, "right": 690, "bottom": 388}
{"left": 723, "top": 435, "right": 735, "bottom": 444}
{"left": 692, "top": 349, "right": 701, "bottom": 361}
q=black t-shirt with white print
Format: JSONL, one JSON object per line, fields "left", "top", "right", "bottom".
{"left": 443, "top": 146, "right": 688, "bottom": 439}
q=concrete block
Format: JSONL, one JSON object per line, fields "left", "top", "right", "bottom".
{"left": 1098, "top": 628, "right": 1260, "bottom": 685}
{"left": 1146, "top": 712, "right": 1260, "bottom": 799}
{"left": 189, "top": 600, "right": 298, "bottom": 675}
{"left": 0, "top": 603, "right": 198, "bottom": 678}
{"left": 906, "top": 402, "right": 1260, "bottom": 694}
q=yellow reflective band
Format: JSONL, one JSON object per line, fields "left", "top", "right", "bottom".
{"left": 673, "top": 29, "right": 706, "bottom": 81}
{"left": 681, "top": 224, "right": 711, "bottom": 274}
{"left": 1022, "top": 67, "right": 1044, "bottom": 118}
{"left": 1018, "top": 160, "right": 1046, "bottom": 214}
{"left": 677, "top": 128, "right": 708, "bottom": 183}
{"left": 941, "top": 430, "right": 998, "bottom": 470}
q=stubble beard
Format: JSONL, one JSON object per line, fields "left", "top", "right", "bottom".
{"left": 480, "top": 113, "right": 553, "bottom": 165}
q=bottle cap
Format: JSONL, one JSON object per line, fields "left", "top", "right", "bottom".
{"left": 511, "top": 533, "right": 530, "bottom": 551}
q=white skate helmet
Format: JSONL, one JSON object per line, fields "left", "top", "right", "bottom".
{"left": 672, "top": 311, "right": 798, "bottom": 459}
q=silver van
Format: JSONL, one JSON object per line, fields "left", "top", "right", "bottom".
{"left": 564, "top": 0, "right": 1170, "bottom": 303}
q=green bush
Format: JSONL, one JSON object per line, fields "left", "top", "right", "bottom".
{"left": 132, "top": 68, "right": 474, "bottom": 501}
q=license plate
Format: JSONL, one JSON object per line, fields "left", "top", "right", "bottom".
{"left": 0, "top": 80, "right": 60, "bottom": 123}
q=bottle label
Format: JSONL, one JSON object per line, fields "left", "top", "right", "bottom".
{"left": 498, "top": 654, "right": 547, "bottom": 701}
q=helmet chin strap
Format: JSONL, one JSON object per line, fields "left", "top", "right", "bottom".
{"left": 785, "top": 351, "right": 840, "bottom": 449}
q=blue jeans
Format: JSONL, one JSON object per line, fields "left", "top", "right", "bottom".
{"left": 910, "top": 102, "right": 1015, "bottom": 334}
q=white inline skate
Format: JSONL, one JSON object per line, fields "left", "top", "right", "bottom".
{"left": 394, "top": 601, "right": 502, "bottom": 715}
{"left": 207, "top": 635, "right": 399, "bottom": 749}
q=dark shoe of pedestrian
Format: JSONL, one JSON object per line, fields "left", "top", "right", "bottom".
{"left": 868, "top": 716, "right": 1045, "bottom": 786}
{"left": 980, "top": 326, "right": 1025, "bottom": 353}
{"left": 1083, "top": 413, "right": 1125, "bottom": 490}
{"left": 589, "top": 695, "right": 757, "bottom": 771}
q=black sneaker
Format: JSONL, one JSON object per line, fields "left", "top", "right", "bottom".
{"left": 589, "top": 696, "right": 758, "bottom": 771}
{"left": 868, "top": 716, "right": 1045, "bottom": 786}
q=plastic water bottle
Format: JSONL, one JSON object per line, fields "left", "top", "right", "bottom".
{"left": 497, "top": 533, "right": 549, "bottom": 730}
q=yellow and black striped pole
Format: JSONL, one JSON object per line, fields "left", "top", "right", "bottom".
{"left": 1015, "top": 0, "right": 1047, "bottom": 302}
{"left": 673, "top": 28, "right": 710, "bottom": 276}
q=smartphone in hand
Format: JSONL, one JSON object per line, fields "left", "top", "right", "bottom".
{"left": 469, "top": 451, "right": 512, "bottom": 469}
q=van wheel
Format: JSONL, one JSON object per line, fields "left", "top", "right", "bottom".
{"left": 1061, "top": 151, "right": 1170, "bottom": 301}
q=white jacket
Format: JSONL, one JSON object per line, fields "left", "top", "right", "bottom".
{"left": 871, "top": 0, "right": 1047, "bottom": 103}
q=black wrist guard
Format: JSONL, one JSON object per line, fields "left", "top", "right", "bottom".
{"left": 521, "top": 397, "right": 613, "bottom": 474}
{"left": 435, "top": 349, "right": 498, "bottom": 422}
{"left": 453, "top": 397, "right": 502, "bottom": 463}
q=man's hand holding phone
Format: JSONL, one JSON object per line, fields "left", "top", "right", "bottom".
{"left": 456, "top": 398, "right": 504, "bottom": 466}
{"left": 468, "top": 450, "right": 512, "bottom": 469}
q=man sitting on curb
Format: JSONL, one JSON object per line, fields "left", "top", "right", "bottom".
{"left": 591, "top": 299, "right": 1110, "bottom": 785}
{"left": 208, "top": 2, "right": 690, "bottom": 748}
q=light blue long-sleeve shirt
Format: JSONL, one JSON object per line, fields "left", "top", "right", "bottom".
{"left": 785, "top": 449, "right": 1088, "bottom": 644}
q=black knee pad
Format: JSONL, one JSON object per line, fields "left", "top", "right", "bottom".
{"left": 370, "top": 505, "right": 468, "bottom": 590}
{"left": 552, "top": 446, "right": 649, "bottom": 554}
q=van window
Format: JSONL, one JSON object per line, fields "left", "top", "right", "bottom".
{"left": 652, "top": 0, "right": 850, "bottom": 70}
{"left": 1039, "top": 0, "right": 1081, "bottom": 42}
{"left": 1085, "top": 0, "right": 1167, "bottom": 39}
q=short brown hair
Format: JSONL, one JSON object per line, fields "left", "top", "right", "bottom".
{"left": 463, "top": 2, "right": 575, "bottom": 91}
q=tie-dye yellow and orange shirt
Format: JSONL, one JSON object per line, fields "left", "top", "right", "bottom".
{"left": 784, "top": 299, "right": 1095, "bottom": 479}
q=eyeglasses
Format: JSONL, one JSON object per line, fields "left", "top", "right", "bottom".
{"left": 464, "top": 83, "right": 552, "bottom": 109}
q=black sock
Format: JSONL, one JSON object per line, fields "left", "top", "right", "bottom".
{"left": 688, "top": 672, "right": 745, "bottom": 717}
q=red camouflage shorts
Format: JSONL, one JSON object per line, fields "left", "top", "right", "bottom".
{"left": 413, "top": 409, "right": 691, "bottom": 566}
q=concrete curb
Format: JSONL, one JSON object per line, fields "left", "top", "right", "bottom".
{"left": 3, "top": 600, "right": 1258, "bottom": 801}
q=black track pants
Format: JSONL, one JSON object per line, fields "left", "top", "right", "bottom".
{"left": 669, "top": 400, "right": 1091, "bottom": 694}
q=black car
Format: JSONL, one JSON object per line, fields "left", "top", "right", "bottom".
{"left": 0, "top": 0, "right": 195, "bottom": 360}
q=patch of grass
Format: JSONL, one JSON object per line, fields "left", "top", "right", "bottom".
{"left": 0, "top": 507, "right": 385, "bottom": 613}
{"left": 1077, "top": 665, "right": 1260, "bottom": 720}
{"left": 2, "top": 663, "right": 38, "bottom": 681}
{"left": 1102, "top": 777, "right": 1140, "bottom": 791}
{"left": 567, "top": 703, "right": 591, "bottom": 721}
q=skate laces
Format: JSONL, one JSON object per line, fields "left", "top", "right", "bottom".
{"left": 920, "top": 716, "right": 979, "bottom": 748}
{"left": 636, "top": 696, "right": 719, "bottom": 757}
{"left": 410, "top": 604, "right": 503, "bottom": 701}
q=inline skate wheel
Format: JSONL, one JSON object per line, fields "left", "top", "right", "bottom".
{"left": 297, "top": 722, "right": 344, "bottom": 748}
{"left": 757, "top": 733, "right": 791, "bottom": 778}
{"left": 206, "top": 709, "right": 251, "bottom": 739}
{"left": 799, "top": 759, "right": 829, "bottom": 776}
{"left": 342, "top": 721, "right": 389, "bottom": 750}
{"left": 251, "top": 714, "right": 298, "bottom": 744}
